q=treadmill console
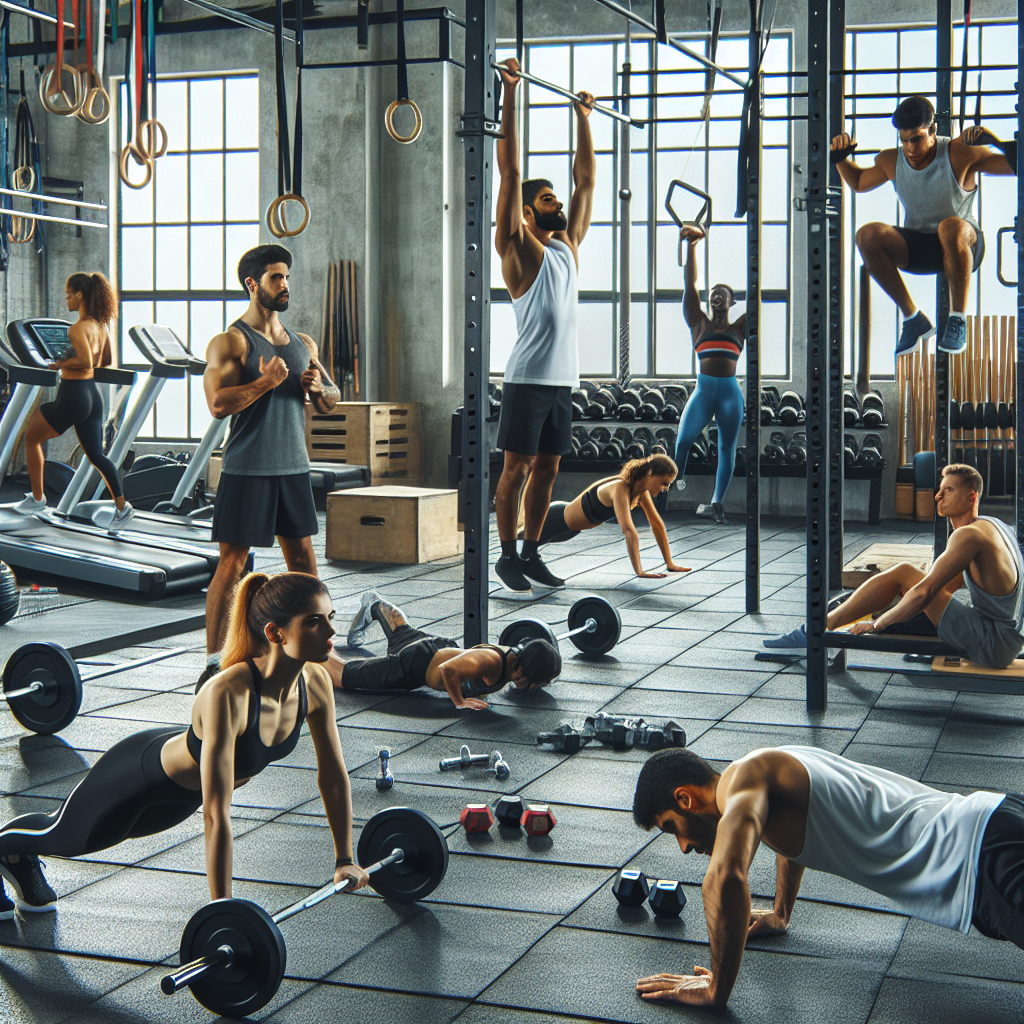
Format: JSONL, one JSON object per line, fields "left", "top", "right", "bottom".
{"left": 7, "top": 318, "right": 75, "bottom": 368}
{"left": 129, "top": 325, "right": 203, "bottom": 370}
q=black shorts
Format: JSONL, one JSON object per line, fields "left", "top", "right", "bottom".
{"left": 39, "top": 378, "right": 104, "bottom": 435}
{"left": 496, "top": 383, "right": 573, "bottom": 457}
{"left": 340, "top": 625, "right": 456, "bottom": 692}
{"left": 894, "top": 225, "right": 985, "bottom": 275}
{"left": 211, "top": 472, "right": 318, "bottom": 548}
{"left": 971, "top": 793, "right": 1024, "bottom": 947}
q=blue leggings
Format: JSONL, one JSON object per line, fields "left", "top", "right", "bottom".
{"left": 673, "top": 373, "right": 744, "bottom": 503}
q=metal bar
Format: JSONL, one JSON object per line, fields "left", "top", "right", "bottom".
{"left": 805, "top": 0, "right": 831, "bottom": 712}
{"left": 303, "top": 56, "right": 463, "bottom": 71}
{"left": 179, "top": 0, "right": 293, "bottom": 39}
{"left": 1019, "top": 0, "right": 1024, "bottom": 549}
{"left": 934, "top": 0, "right": 952, "bottom": 557}
{"left": 0, "top": 186, "right": 106, "bottom": 212}
{"left": 0, "top": 681, "right": 44, "bottom": 702}
{"left": 0, "top": 382, "right": 42, "bottom": 474}
{"left": 0, "top": 0, "right": 72, "bottom": 29}
{"left": 460, "top": 0, "right": 497, "bottom": 648}
{"left": 490, "top": 62, "right": 634, "bottom": 125}
{"left": 80, "top": 646, "right": 189, "bottom": 683}
{"left": 0, "top": 209, "right": 106, "bottom": 230}
{"left": 160, "top": 947, "right": 233, "bottom": 995}
{"left": 618, "top": 46, "right": 631, "bottom": 387}
{"left": 168, "top": 418, "right": 228, "bottom": 507}
{"left": 666, "top": 37, "right": 748, "bottom": 88}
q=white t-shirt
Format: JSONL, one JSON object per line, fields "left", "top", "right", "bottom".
{"left": 504, "top": 238, "right": 579, "bottom": 387}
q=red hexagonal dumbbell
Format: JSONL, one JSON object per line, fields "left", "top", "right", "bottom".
{"left": 520, "top": 804, "right": 557, "bottom": 836}
{"left": 460, "top": 803, "right": 494, "bottom": 834}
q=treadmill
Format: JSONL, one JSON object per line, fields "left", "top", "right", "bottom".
{"left": 0, "top": 319, "right": 214, "bottom": 597}
{"left": 61, "top": 324, "right": 370, "bottom": 543}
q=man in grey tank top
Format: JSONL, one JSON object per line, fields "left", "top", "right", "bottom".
{"left": 765, "top": 462, "right": 1024, "bottom": 669}
{"left": 197, "top": 245, "right": 340, "bottom": 689}
{"left": 831, "top": 95, "right": 1013, "bottom": 357}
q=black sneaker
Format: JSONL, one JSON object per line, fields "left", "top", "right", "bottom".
{"left": 495, "top": 554, "right": 533, "bottom": 594}
{"left": 0, "top": 880, "right": 13, "bottom": 921}
{"left": 519, "top": 553, "right": 565, "bottom": 590}
{"left": 697, "top": 502, "right": 727, "bottom": 524}
{"left": 0, "top": 855, "right": 56, "bottom": 912}
{"left": 194, "top": 662, "right": 220, "bottom": 695}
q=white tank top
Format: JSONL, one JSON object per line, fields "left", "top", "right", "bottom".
{"left": 505, "top": 238, "right": 579, "bottom": 387}
{"left": 893, "top": 136, "right": 979, "bottom": 232}
{"left": 782, "top": 746, "right": 1004, "bottom": 932}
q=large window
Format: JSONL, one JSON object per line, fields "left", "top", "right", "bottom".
{"left": 117, "top": 73, "right": 260, "bottom": 440}
{"left": 490, "top": 35, "right": 793, "bottom": 380}
{"left": 844, "top": 20, "right": 1019, "bottom": 375}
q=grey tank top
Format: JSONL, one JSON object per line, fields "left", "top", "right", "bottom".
{"left": 894, "top": 136, "right": 978, "bottom": 232}
{"left": 963, "top": 516, "right": 1024, "bottom": 634}
{"left": 221, "top": 319, "right": 311, "bottom": 477}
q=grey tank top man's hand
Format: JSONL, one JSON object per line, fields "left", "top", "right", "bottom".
{"left": 260, "top": 354, "right": 289, "bottom": 389}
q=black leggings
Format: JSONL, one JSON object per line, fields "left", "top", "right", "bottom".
{"left": 0, "top": 727, "right": 201, "bottom": 859}
{"left": 537, "top": 501, "right": 581, "bottom": 546}
{"left": 340, "top": 624, "right": 453, "bottom": 692}
{"left": 39, "top": 379, "right": 124, "bottom": 499}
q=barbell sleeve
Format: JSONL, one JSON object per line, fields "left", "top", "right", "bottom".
{"left": 559, "top": 617, "right": 597, "bottom": 641}
{"left": 0, "top": 680, "right": 43, "bottom": 702}
{"left": 160, "top": 945, "right": 234, "bottom": 995}
{"left": 491, "top": 62, "right": 635, "bottom": 125}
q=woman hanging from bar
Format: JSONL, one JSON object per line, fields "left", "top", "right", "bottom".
{"left": 13, "top": 272, "right": 134, "bottom": 528}
{"left": 672, "top": 225, "right": 745, "bottom": 525}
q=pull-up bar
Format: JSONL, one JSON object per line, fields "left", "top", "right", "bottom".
{"left": 492, "top": 61, "right": 636, "bottom": 125}
{"left": 180, "top": 0, "right": 294, "bottom": 41}
{"left": 590, "top": 0, "right": 748, "bottom": 89}
{"left": 0, "top": 0, "right": 73, "bottom": 29}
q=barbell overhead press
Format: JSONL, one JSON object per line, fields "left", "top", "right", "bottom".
{"left": 159, "top": 807, "right": 450, "bottom": 1018}
{"left": 1, "top": 641, "right": 188, "bottom": 734}
{"left": 499, "top": 594, "right": 622, "bottom": 657}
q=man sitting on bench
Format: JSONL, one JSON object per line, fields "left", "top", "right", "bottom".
{"left": 763, "top": 463, "right": 1024, "bottom": 669}
{"left": 328, "top": 591, "right": 561, "bottom": 709}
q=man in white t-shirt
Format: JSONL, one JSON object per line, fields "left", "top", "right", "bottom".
{"left": 492, "top": 57, "right": 596, "bottom": 595}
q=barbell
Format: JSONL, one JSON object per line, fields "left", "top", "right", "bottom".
{"left": 160, "top": 806, "right": 449, "bottom": 1018}
{"left": 498, "top": 594, "right": 622, "bottom": 657}
{"left": 1, "top": 641, "right": 187, "bottom": 735}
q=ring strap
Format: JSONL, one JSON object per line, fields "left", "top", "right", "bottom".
{"left": 274, "top": 0, "right": 291, "bottom": 196}
{"left": 395, "top": 0, "right": 409, "bottom": 101}
{"left": 293, "top": 0, "right": 302, "bottom": 195}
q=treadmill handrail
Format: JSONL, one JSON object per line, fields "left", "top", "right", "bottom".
{"left": 0, "top": 336, "right": 58, "bottom": 386}
{"left": 94, "top": 367, "right": 137, "bottom": 385}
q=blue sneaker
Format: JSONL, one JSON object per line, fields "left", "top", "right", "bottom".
{"left": 345, "top": 590, "right": 382, "bottom": 648}
{"left": 896, "top": 311, "right": 935, "bottom": 357}
{"left": 937, "top": 316, "right": 968, "bottom": 354}
{"left": 762, "top": 624, "right": 808, "bottom": 651}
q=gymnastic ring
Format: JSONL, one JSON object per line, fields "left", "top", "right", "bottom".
{"left": 11, "top": 166, "right": 34, "bottom": 192}
{"left": 39, "top": 64, "right": 84, "bottom": 116}
{"left": 266, "top": 193, "right": 311, "bottom": 239}
{"left": 119, "top": 144, "right": 153, "bottom": 190}
{"left": 384, "top": 98, "right": 423, "bottom": 144}
{"left": 135, "top": 119, "right": 168, "bottom": 161}
{"left": 76, "top": 73, "right": 111, "bottom": 126}
{"left": 8, "top": 166, "right": 36, "bottom": 244}
{"left": 7, "top": 213, "right": 35, "bottom": 245}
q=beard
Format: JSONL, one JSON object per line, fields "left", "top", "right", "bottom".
{"left": 257, "top": 285, "right": 289, "bottom": 312}
{"left": 680, "top": 810, "right": 719, "bottom": 856}
{"left": 533, "top": 209, "right": 568, "bottom": 232}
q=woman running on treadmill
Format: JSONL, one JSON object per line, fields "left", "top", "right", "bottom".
{"left": 673, "top": 225, "right": 746, "bottom": 525}
{"left": 14, "top": 272, "right": 133, "bottom": 530}
{"left": 0, "top": 571, "right": 369, "bottom": 915}
{"left": 531, "top": 452, "right": 691, "bottom": 579}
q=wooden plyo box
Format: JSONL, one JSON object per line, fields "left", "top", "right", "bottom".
{"left": 306, "top": 403, "right": 421, "bottom": 484}
{"left": 841, "top": 543, "right": 932, "bottom": 589}
{"left": 326, "top": 485, "right": 463, "bottom": 563}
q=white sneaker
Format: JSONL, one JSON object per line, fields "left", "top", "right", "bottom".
{"left": 346, "top": 590, "right": 382, "bottom": 647}
{"left": 108, "top": 503, "right": 134, "bottom": 532}
{"left": 674, "top": 478, "right": 686, "bottom": 492}
{"left": 13, "top": 493, "right": 46, "bottom": 515}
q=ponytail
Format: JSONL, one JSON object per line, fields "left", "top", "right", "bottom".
{"left": 66, "top": 271, "right": 118, "bottom": 326}
{"left": 619, "top": 452, "right": 678, "bottom": 497}
{"left": 220, "top": 571, "right": 329, "bottom": 668}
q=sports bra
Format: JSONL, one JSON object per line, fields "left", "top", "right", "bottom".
{"left": 581, "top": 480, "right": 618, "bottom": 526}
{"left": 694, "top": 324, "right": 744, "bottom": 362}
{"left": 461, "top": 643, "right": 512, "bottom": 697}
{"left": 186, "top": 658, "right": 308, "bottom": 779}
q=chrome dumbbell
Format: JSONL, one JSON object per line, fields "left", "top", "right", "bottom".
{"left": 376, "top": 748, "right": 394, "bottom": 791}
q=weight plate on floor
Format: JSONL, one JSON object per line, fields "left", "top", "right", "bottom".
{"left": 357, "top": 806, "right": 449, "bottom": 903}
{"left": 566, "top": 595, "right": 621, "bottom": 656}
{"left": 179, "top": 898, "right": 286, "bottom": 1019}
{"left": 3, "top": 642, "right": 82, "bottom": 734}
{"left": 498, "top": 618, "right": 558, "bottom": 648}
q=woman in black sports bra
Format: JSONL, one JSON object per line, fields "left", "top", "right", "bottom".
{"left": 531, "top": 453, "right": 691, "bottom": 579}
{"left": 0, "top": 573, "right": 368, "bottom": 915}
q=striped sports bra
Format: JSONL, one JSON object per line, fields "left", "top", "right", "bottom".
{"left": 694, "top": 325, "right": 744, "bottom": 362}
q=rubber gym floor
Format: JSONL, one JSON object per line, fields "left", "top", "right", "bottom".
{"left": 0, "top": 509, "right": 1020, "bottom": 1024}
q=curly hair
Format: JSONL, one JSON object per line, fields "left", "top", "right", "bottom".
{"left": 66, "top": 272, "right": 117, "bottom": 326}
{"left": 619, "top": 453, "right": 678, "bottom": 497}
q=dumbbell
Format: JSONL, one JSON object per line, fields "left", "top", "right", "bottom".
{"left": 521, "top": 805, "right": 557, "bottom": 836}
{"left": 159, "top": 807, "right": 449, "bottom": 1017}
{"left": 639, "top": 387, "right": 666, "bottom": 421}
{"left": 571, "top": 388, "right": 590, "bottom": 420}
{"left": 777, "top": 391, "right": 805, "bottom": 425}
{"left": 611, "top": 869, "right": 686, "bottom": 917}
{"left": 661, "top": 385, "right": 687, "bottom": 422}
{"left": 616, "top": 387, "right": 644, "bottom": 420}
{"left": 649, "top": 879, "right": 687, "bottom": 917}
{"left": 762, "top": 431, "right": 787, "bottom": 464}
{"left": 612, "top": 869, "right": 650, "bottom": 907}
{"left": 537, "top": 722, "right": 589, "bottom": 754}
{"left": 844, "top": 434, "right": 859, "bottom": 468}
{"left": 460, "top": 804, "right": 494, "bottom": 834}
{"left": 760, "top": 386, "right": 780, "bottom": 425}
{"left": 590, "top": 426, "right": 612, "bottom": 458}
{"left": 843, "top": 389, "right": 861, "bottom": 427}
{"left": 860, "top": 391, "right": 885, "bottom": 429}
{"left": 493, "top": 794, "right": 526, "bottom": 827}
{"left": 585, "top": 382, "right": 622, "bottom": 420}
{"left": 859, "top": 433, "right": 884, "bottom": 468}
{"left": 585, "top": 712, "right": 645, "bottom": 750}
{"left": 499, "top": 594, "right": 622, "bottom": 657}
{"left": 634, "top": 720, "right": 687, "bottom": 750}
{"left": 439, "top": 745, "right": 510, "bottom": 780}
{"left": 688, "top": 432, "right": 709, "bottom": 464}
{"left": 572, "top": 426, "right": 599, "bottom": 460}
{"left": 654, "top": 427, "right": 676, "bottom": 456}
{"left": 376, "top": 748, "right": 394, "bottom": 791}
{"left": 633, "top": 426, "right": 657, "bottom": 456}
{"left": 601, "top": 429, "right": 628, "bottom": 460}
{"left": 623, "top": 429, "right": 647, "bottom": 460}
{"left": 786, "top": 431, "right": 807, "bottom": 466}
{"left": 707, "top": 424, "right": 719, "bottom": 463}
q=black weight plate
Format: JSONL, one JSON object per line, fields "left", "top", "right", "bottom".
{"left": 357, "top": 807, "right": 449, "bottom": 904}
{"left": 498, "top": 618, "right": 558, "bottom": 648}
{"left": 180, "top": 898, "right": 286, "bottom": 1019}
{"left": 3, "top": 642, "right": 82, "bottom": 734}
{"left": 566, "top": 595, "right": 621, "bottom": 656}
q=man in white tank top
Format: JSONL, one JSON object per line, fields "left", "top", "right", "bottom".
{"left": 831, "top": 95, "right": 1013, "bottom": 357}
{"left": 631, "top": 745, "right": 1018, "bottom": 1009}
{"left": 765, "top": 462, "right": 1024, "bottom": 668}
{"left": 491, "top": 58, "right": 596, "bottom": 595}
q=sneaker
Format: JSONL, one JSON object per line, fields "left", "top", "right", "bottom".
{"left": 106, "top": 503, "right": 135, "bottom": 533}
{"left": 937, "top": 316, "right": 968, "bottom": 355}
{"left": 697, "top": 502, "right": 727, "bottom": 524}
{"left": 346, "top": 590, "right": 382, "bottom": 647}
{"left": 519, "top": 552, "right": 565, "bottom": 590}
{"left": 494, "top": 554, "right": 533, "bottom": 594}
{"left": 674, "top": 478, "right": 686, "bottom": 492}
{"left": 762, "top": 624, "right": 808, "bottom": 651}
{"left": 0, "top": 880, "right": 13, "bottom": 922}
{"left": 13, "top": 493, "right": 46, "bottom": 515}
{"left": 194, "top": 660, "right": 220, "bottom": 695}
{"left": 896, "top": 311, "right": 935, "bottom": 357}
{"left": 0, "top": 855, "right": 56, "bottom": 912}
